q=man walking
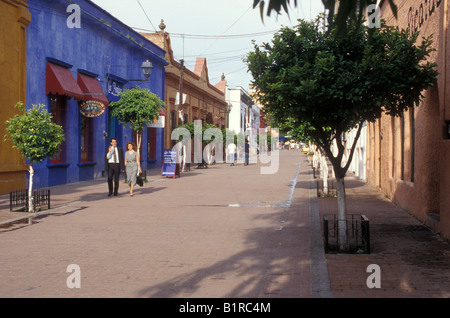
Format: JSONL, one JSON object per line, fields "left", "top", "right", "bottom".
{"left": 244, "top": 139, "right": 250, "bottom": 165}
{"left": 227, "top": 141, "right": 236, "bottom": 166}
{"left": 105, "top": 138, "right": 124, "bottom": 196}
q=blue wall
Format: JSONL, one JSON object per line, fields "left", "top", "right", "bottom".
{"left": 26, "top": 0, "right": 167, "bottom": 188}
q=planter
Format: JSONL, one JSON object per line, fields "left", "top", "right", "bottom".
{"left": 323, "top": 214, "right": 370, "bottom": 254}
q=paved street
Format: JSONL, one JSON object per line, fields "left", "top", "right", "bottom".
{"left": 0, "top": 151, "right": 325, "bottom": 298}
{"left": 1, "top": 150, "right": 450, "bottom": 299}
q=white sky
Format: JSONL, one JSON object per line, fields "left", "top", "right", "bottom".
{"left": 90, "top": 0, "right": 325, "bottom": 90}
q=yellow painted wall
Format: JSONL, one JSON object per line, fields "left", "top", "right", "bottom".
{"left": 0, "top": 0, "right": 31, "bottom": 194}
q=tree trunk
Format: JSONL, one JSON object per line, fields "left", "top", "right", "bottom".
{"left": 136, "top": 133, "right": 141, "bottom": 157}
{"left": 319, "top": 124, "right": 365, "bottom": 252}
{"left": 335, "top": 176, "right": 348, "bottom": 250}
{"left": 28, "top": 164, "right": 34, "bottom": 213}
{"left": 182, "top": 144, "right": 187, "bottom": 171}
{"left": 321, "top": 154, "right": 328, "bottom": 195}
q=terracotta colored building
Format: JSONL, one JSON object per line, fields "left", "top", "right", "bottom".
{"left": 366, "top": 0, "right": 450, "bottom": 240}
{"left": 0, "top": 0, "right": 31, "bottom": 194}
{"left": 142, "top": 24, "right": 228, "bottom": 150}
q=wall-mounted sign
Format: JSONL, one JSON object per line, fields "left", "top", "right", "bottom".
{"left": 147, "top": 116, "right": 165, "bottom": 128}
{"left": 80, "top": 100, "right": 105, "bottom": 117}
{"left": 107, "top": 80, "right": 124, "bottom": 102}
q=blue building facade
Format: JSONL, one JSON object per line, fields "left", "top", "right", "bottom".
{"left": 26, "top": 0, "right": 167, "bottom": 188}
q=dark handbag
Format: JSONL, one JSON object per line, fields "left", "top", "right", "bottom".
{"left": 137, "top": 173, "right": 144, "bottom": 187}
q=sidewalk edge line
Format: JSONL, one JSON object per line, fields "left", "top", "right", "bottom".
{"left": 309, "top": 161, "right": 333, "bottom": 298}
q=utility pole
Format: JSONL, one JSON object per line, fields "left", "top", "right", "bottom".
{"left": 178, "top": 58, "right": 186, "bottom": 171}
{"left": 178, "top": 59, "right": 184, "bottom": 124}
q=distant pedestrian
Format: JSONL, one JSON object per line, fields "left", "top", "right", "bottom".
{"left": 124, "top": 142, "right": 142, "bottom": 197}
{"left": 105, "top": 138, "right": 124, "bottom": 197}
{"left": 227, "top": 142, "right": 236, "bottom": 166}
{"left": 244, "top": 139, "right": 250, "bottom": 165}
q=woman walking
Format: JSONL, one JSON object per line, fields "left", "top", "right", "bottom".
{"left": 124, "top": 142, "right": 142, "bottom": 196}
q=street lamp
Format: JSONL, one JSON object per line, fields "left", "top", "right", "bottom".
{"left": 142, "top": 60, "right": 153, "bottom": 80}
{"left": 218, "top": 102, "right": 233, "bottom": 129}
{"left": 226, "top": 102, "right": 233, "bottom": 113}
{"left": 219, "top": 102, "right": 232, "bottom": 114}
{"left": 129, "top": 60, "right": 153, "bottom": 82}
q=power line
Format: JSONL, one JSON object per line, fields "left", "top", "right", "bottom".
{"left": 171, "top": 30, "right": 276, "bottom": 39}
{"left": 220, "top": 5, "right": 253, "bottom": 35}
{"left": 204, "top": 54, "right": 246, "bottom": 63}
{"left": 135, "top": 0, "right": 166, "bottom": 46}
{"left": 132, "top": 27, "right": 277, "bottom": 39}
{"left": 182, "top": 47, "right": 251, "bottom": 58}
{"left": 209, "top": 65, "right": 248, "bottom": 84}
{"left": 129, "top": 3, "right": 273, "bottom": 88}
{"left": 136, "top": 0, "right": 157, "bottom": 32}
{"left": 198, "top": 4, "right": 253, "bottom": 56}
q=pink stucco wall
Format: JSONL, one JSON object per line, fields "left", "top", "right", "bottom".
{"left": 366, "top": 0, "right": 450, "bottom": 240}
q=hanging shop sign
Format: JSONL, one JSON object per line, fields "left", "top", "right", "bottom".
{"left": 107, "top": 79, "right": 124, "bottom": 102}
{"left": 79, "top": 100, "right": 105, "bottom": 117}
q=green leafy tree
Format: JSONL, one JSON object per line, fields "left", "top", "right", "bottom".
{"left": 109, "top": 87, "right": 164, "bottom": 155}
{"left": 175, "top": 121, "right": 219, "bottom": 142}
{"left": 246, "top": 18, "right": 438, "bottom": 249}
{"left": 222, "top": 128, "right": 245, "bottom": 147}
{"left": 174, "top": 121, "right": 223, "bottom": 166}
{"left": 4, "top": 102, "right": 65, "bottom": 212}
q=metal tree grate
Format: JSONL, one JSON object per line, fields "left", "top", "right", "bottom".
{"left": 323, "top": 214, "right": 370, "bottom": 254}
{"left": 10, "top": 189, "right": 51, "bottom": 212}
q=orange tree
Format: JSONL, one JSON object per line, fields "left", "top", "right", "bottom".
{"left": 245, "top": 18, "right": 438, "bottom": 249}
{"left": 109, "top": 87, "right": 164, "bottom": 156}
{"left": 4, "top": 102, "right": 65, "bottom": 212}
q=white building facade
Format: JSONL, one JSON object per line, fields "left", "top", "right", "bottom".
{"left": 331, "top": 123, "right": 367, "bottom": 181}
{"left": 225, "top": 86, "right": 261, "bottom": 157}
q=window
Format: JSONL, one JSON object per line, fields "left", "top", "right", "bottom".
{"left": 80, "top": 115, "right": 94, "bottom": 162}
{"left": 206, "top": 113, "right": 213, "bottom": 124}
{"left": 170, "top": 110, "right": 177, "bottom": 130}
{"left": 148, "top": 127, "right": 157, "bottom": 160}
{"left": 50, "top": 95, "right": 67, "bottom": 163}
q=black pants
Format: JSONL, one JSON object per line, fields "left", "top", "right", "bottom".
{"left": 107, "top": 163, "right": 120, "bottom": 195}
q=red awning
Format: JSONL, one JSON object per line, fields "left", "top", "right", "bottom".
{"left": 46, "top": 62, "right": 85, "bottom": 101}
{"left": 158, "top": 107, "right": 166, "bottom": 116}
{"left": 77, "top": 73, "right": 109, "bottom": 106}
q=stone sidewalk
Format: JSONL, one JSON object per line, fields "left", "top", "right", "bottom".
{"left": 317, "top": 175, "right": 450, "bottom": 297}
{"left": 0, "top": 150, "right": 449, "bottom": 298}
